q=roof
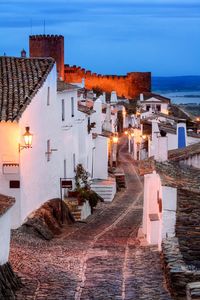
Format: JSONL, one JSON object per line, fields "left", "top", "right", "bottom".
{"left": 78, "top": 103, "right": 95, "bottom": 115}
{"left": 57, "top": 80, "right": 79, "bottom": 92}
{"left": 168, "top": 142, "right": 200, "bottom": 162}
{"left": 155, "top": 161, "right": 200, "bottom": 192}
{"left": 0, "top": 194, "right": 15, "bottom": 217}
{"left": 0, "top": 56, "right": 55, "bottom": 122}
{"left": 139, "top": 92, "right": 171, "bottom": 103}
{"left": 137, "top": 158, "right": 200, "bottom": 193}
{"left": 159, "top": 123, "right": 200, "bottom": 139}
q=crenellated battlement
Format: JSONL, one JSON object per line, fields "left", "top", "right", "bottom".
{"left": 29, "top": 35, "right": 64, "bottom": 79}
{"left": 64, "top": 64, "right": 151, "bottom": 98}
{"left": 29, "top": 34, "right": 151, "bottom": 98}
{"left": 30, "top": 35, "right": 64, "bottom": 40}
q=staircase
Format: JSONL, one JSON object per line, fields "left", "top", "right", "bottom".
{"left": 91, "top": 177, "right": 116, "bottom": 202}
{"left": 64, "top": 198, "right": 91, "bottom": 221}
{"left": 64, "top": 198, "right": 81, "bottom": 221}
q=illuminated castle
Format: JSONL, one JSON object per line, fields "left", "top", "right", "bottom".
{"left": 29, "top": 34, "right": 151, "bottom": 99}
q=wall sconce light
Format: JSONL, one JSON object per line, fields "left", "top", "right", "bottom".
{"left": 19, "top": 127, "right": 33, "bottom": 152}
{"left": 113, "top": 136, "right": 119, "bottom": 143}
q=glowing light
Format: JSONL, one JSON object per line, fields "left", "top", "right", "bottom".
{"left": 142, "top": 135, "right": 147, "bottom": 139}
{"left": 113, "top": 136, "right": 119, "bottom": 143}
{"left": 23, "top": 127, "right": 33, "bottom": 148}
{"left": 19, "top": 127, "right": 33, "bottom": 152}
{"left": 124, "top": 131, "right": 128, "bottom": 135}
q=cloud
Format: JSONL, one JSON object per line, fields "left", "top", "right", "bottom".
{"left": 0, "top": 0, "right": 199, "bottom": 76}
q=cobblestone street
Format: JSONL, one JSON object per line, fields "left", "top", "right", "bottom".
{"left": 10, "top": 143, "right": 173, "bottom": 300}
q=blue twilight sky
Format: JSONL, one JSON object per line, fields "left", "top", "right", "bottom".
{"left": 0, "top": 0, "right": 199, "bottom": 76}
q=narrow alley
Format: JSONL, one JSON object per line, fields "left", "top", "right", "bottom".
{"left": 10, "top": 141, "right": 172, "bottom": 300}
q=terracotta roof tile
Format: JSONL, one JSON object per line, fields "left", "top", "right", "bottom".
{"left": 57, "top": 80, "right": 79, "bottom": 92}
{"left": 0, "top": 56, "right": 54, "bottom": 121}
{"left": 168, "top": 142, "right": 200, "bottom": 161}
{"left": 139, "top": 92, "right": 171, "bottom": 103}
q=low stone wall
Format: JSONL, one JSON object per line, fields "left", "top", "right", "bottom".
{"left": 176, "top": 189, "right": 200, "bottom": 268}
{"left": 162, "top": 238, "right": 200, "bottom": 299}
{"left": 0, "top": 262, "right": 21, "bottom": 299}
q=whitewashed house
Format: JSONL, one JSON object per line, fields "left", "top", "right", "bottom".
{"left": 57, "top": 80, "right": 80, "bottom": 182}
{"left": 0, "top": 56, "right": 63, "bottom": 228}
{"left": 142, "top": 142, "right": 200, "bottom": 252}
{"left": 0, "top": 194, "right": 15, "bottom": 266}
{"left": 138, "top": 92, "right": 170, "bottom": 117}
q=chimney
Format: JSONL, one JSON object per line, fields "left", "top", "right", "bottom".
{"left": 93, "top": 97, "right": 102, "bottom": 134}
{"left": 102, "top": 92, "right": 106, "bottom": 103}
{"left": 111, "top": 91, "right": 117, "bottom": 103}
{"left": 21, "top": 49, "right": 26, "bottom": 58}
{"left": 150, "top": 120, "right": 159, "bottom": 157}
{"left": 81, "top": 78, "right": 85, "bottom": 88}
{"left": 140, "top": 93, "right": 144, "bottom": 102}
{"left": 177, "top": 120, "right": 187, "bottom": 149}
{"left": 155, "top": 130, "right": 168, "bottom": 162}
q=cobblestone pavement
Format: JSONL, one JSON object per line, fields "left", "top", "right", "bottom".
{"left": 10, "top": 141, "right": 173, "bottom": 300}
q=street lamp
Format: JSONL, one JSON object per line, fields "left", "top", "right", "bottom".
{"left": 19, "top": 127, "right": 33, "bottom": 152}
{"left": 111, "top": 134, "right": 119, "bottom": 167}
{"left": 124, "top": 128, "right": 134, "bottom": 153}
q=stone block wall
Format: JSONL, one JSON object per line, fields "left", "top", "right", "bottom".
{"left": 162, "top": 238, "right": 200, "bottom": 299}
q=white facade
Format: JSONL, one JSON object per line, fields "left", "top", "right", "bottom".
{"left": 19, "top": 66, "right": 63, "bottom": 223}
{"left": 57, "top": 86, "right": 79, "bottom": 182}
{"left": 0, "top": 207, "right": 13, "bottom": 265}
{"left": 142, "top": 171, "right": 177, "bottom": 250}
{"left": 0, "top": 65, "right": 63, "bottom": 227}
{"left": 140, "top": 97, "right": 169, "bottom": 115}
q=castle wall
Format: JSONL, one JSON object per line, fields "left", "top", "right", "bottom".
{"left": 64, "top": 65, "right": 151, "bottom": 99}
{"left": 29, "top": 35, "right": 151, "bottom": 99}
{"left": 29, "top": 35, "right": 64, "bottom": 79}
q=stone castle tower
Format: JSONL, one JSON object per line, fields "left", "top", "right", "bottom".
{"left": 29, "top": 35, "right": 151, "bottom": 98}
{"left": 29, "top": 35, "right": 64, "bottom": 79}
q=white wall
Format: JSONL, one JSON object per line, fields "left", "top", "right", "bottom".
{"left": 81, "top": 200, "right": 91, "bottom": 220}
{"left": 57, "top": 88, "right": 79, "bottom": 181}
{"left": 19, "top": 65, "right": 63, "bottom": 222}
{"left": 142, "top": 100, "right": 168, "bottom": 115}
{"left": 93, "top": 136, "right": 108, "bottom": 179}
{"left": 0, "top": 208, "right": 12, "bottom": 265}
{"left": 143, "top": 172, "right": 162, "bottom": 249}
{"left": 143, "top": 171, "right": 177, "bottom": 250}
{"left": 0, "top": 123, "right": 21, "bottom": 228}
{"left": 161, "top": 186, "right": 177, "bottom": 239}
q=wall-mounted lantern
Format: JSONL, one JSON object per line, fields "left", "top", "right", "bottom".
{"left": 19, "top": 127, "right": 33, "bottom": 152}
{"left": 112, "top": 136, "right": 119, "bottom": 144}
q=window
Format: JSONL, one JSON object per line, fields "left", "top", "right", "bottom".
{"left": 62, "top": 99, "right": 65, "bottom": 121}
{"left": 146, "top": 105, "right": 150, "bottom": 111}
{"left": 71, "top": 97, "right": 74, "bottom": 117}
{"left": 64, "top": 159, "right": 67, "bottom": 177}
{"left": 47, "top": 87, "right": 50, "bottom": 106}
{"left": 73, "top": 153, "right": 76, "bottom": 172}
{"left": 47, "top": 139, "right": 51, "bottom": 162}
{"left": 156, "top": 105, "right": 161, "bottom": 112}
